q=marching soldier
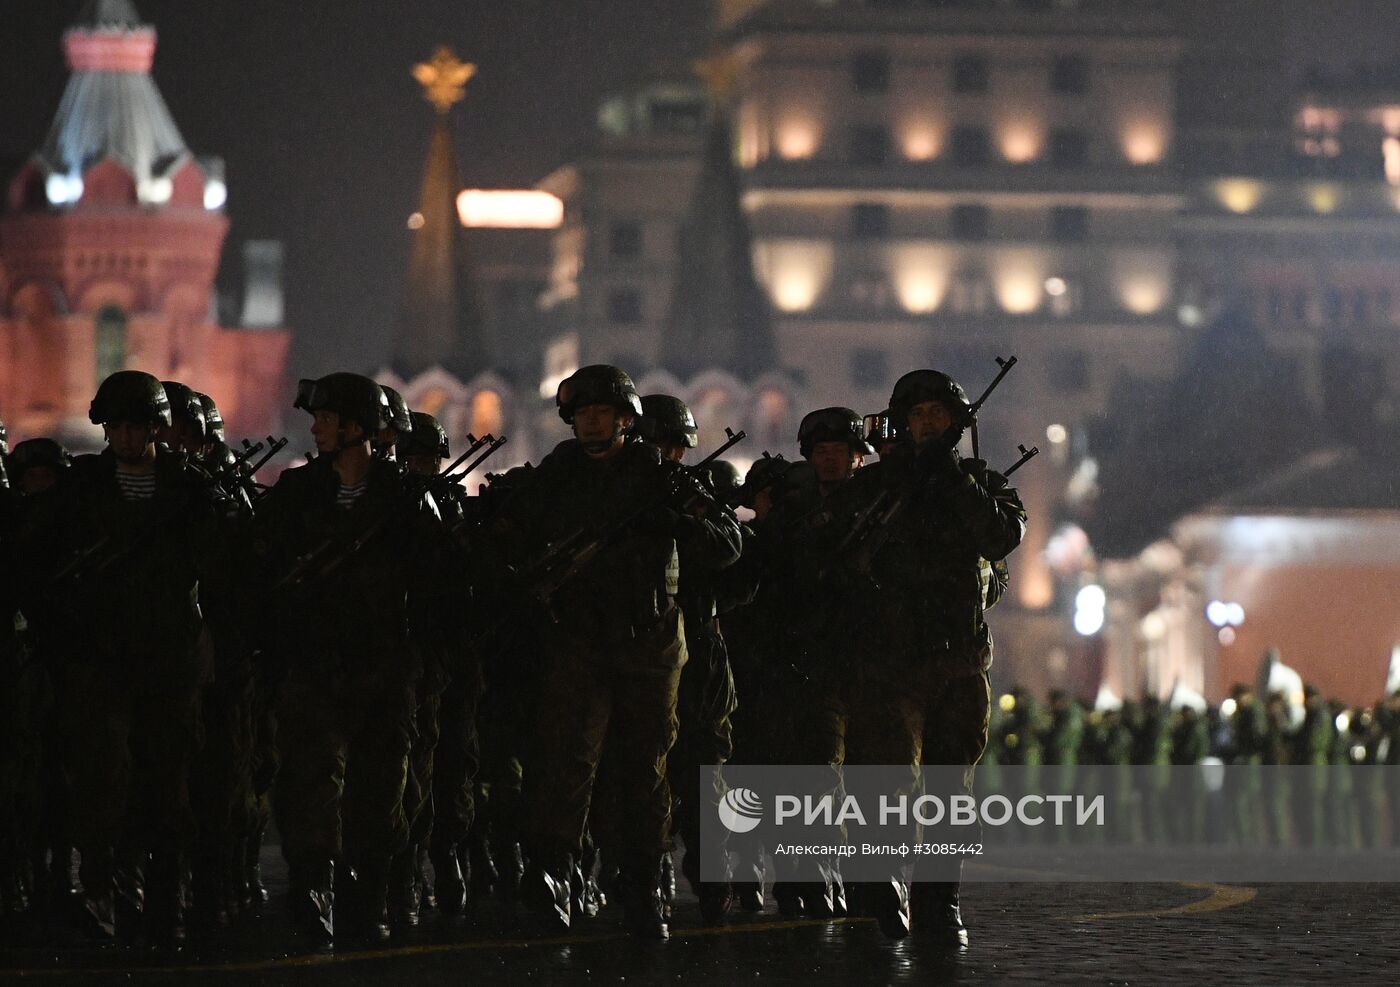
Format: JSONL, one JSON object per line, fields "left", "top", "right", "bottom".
{"left": 637, "top": 394, "right": 741, "bottom": 923}
{"left": 25, "top": 372, "right": 230, "bottom": 943}
{"left": 821, "top": 370, "right": 1025, "bottom": 945}
{"left": 489, "top": 366, "right": 739, "bottom": 939}
{"left": 253, "top": 373, "right": 444, "bottom": 945}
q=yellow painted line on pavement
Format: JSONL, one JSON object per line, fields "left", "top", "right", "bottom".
{"left": 1073, "top": 882, "right": 1257, "bottom": 922}
{"left": 0, "top": 916, "right": 871, "bottom": 978}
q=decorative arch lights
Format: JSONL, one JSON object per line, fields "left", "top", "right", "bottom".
{"left": 470, "top": 389, "right": 504, "bottom": 437}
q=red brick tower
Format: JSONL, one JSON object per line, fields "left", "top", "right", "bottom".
{"left": 0, "top": 0, "right": 289, "bottom": 446}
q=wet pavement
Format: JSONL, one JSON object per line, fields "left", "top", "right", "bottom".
{"left": 2, "top": 848, "right": 1398, "bottom": 984}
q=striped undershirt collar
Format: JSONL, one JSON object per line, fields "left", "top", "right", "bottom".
{"left": 114, "top": 471, "right": 157, "bottom": 501}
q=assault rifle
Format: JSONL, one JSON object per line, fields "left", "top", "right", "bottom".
{"left": 53, "top": 439, "right": 266, "bottom": 586}
{"left": 824, "top": 356, "right": 1020, "bottom": 584}
{"left": 512, "top": 427, "right": 746, "bottom": 616}
{"left": 1002, "top": 443, "right": 1039, "bottom": 478}
{"left": 272, "top": 433, "right": 507, "bottom": 590}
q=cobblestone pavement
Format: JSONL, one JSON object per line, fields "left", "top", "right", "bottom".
{"left": 2, "top": 848, "right": 1398, "bottom": 985}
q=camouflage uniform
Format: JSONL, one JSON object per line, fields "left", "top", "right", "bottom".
{"left": 820, "top": 394, "right": 1025, "bottom": 940}
{"left": 493, "top": 428, "right": 739, "bottom": 934}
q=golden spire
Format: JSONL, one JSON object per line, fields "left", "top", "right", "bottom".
{"left": 413, "top": 46, "right": 476, "bottom": 115}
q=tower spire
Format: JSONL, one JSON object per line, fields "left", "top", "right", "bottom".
{"left": 660, "top": 55, "right": 774, "bottom": 381}
{"left": 392, "top": 48, "right": 489, "bottom": 380}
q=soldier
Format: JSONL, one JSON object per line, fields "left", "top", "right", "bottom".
{"left": 489, "top": 365, "right": 739, "bottom": 939}
{"left": 820, "top": 369, "right": 1025, "bottom": 944}
{"left": 637, "top": 394, "right": 741, "bottom": 923}
{"left": 798, "top": 407, "right": 870, "bottom": 497}
{"left": 24, "top": 372, "right": 229, "bottom": 943}
{"left": 253, "top": 373, "right": 444, "bottom": 945}
{"left": 375, "top": 386, "right": 413, "bottom": 461}
{"left": 195, "top": 390, "right": 274, "bottom": 913}
{"left": 397, "top": 412, "right": 481, "bottom": 923}
{"left": 2, "top": 439, "right": 73, "bottom": 916}
{"left": 196, "top": 392, "right": 226, "bottom": 449}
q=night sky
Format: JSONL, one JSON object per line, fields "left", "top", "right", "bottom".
{"left": 1, "top": 0, "right": 1396, "bottom": 376}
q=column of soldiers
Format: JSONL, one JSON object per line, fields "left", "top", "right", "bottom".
{"left": 0, "top": 359, "right": 1027, "bottom": 950}
{"left": 985, "top": 680, "right": 1400, "bottom": 848}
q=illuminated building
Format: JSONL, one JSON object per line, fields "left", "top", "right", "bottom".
{"left": 0, "top": 0, "right": 290, "bottom": 445}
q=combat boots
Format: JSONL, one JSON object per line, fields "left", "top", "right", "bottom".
{"left": 245, "top": 830, "right": 269, "bottom": 907}
{"left": 912, "top": 881, "right": 969, "bottom": 948}
{"left": 523, "top": 852, "right": 573, "bottom": 934}
{"left": 869, "top": 878, "right": 911, "bottom": 940}
{"left": 733, "top": 881, "right": 764, "bottom": 912}
{"left": 287, "top": 858, "right": 335, "bottom": 946}
{"left": 619, "top": 858, "right": 670, "bottom": 941}
{"left": 468, "top": 829, "right": 498, "bottom": 898}
{"left": 343, "top": 859, "right": 391, "bottom": 943}
{"left": 75, "top": 847, "right": 117, "bottom": 940}
{"left": 431, "top": 843, "right": 468, "bottom": 916}
{"left": 144, "top": 849, "right": 187, "bottom": 946}
{"left": 387, "top": 846, "right": 422, "bottom": 931}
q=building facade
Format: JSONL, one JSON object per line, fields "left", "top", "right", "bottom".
{"left": 0, "top": 0, "right": 290, "bottom": 448}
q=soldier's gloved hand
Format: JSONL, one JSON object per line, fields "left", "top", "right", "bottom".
{"left": 636, "top": 504, "right": 683, "bottom": 534}
{"left": 919, "top": 441, "right": 964, "bottom": 485}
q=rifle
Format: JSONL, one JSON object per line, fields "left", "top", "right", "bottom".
{"left": 1002, "top": 443, "right": 1039, "bottom": 478}
{"left": 512, "top": 427, "right": 746, "bottom": 617}
{"left": 271, "top": 433, "right": 506, "bottom": 590}
{"left": 53, "top": 439, "right": 265, "bottom": 586}
{"left": 825, "top": 356, "right": 1019, "bottom": 584}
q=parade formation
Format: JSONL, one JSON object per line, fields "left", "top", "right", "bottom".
{"left": 0, "top": 358, "right": 1037, "bottom": 951}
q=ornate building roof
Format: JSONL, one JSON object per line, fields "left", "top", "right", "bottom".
{"left": 33, "top": 0, "right": 191, "bottom": 204}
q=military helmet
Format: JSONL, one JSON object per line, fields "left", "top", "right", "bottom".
{"left": 638, "top": 394, "right": 698, "bottom": 448}
{"left": 196, "top": 392, "right": 225, "bottom": 442}
{"left": 733, "top": 453, "right": 802, "bottom": 508}
{"left": 7, "top": 437, "right": 73, "bottom": 478}
{"left": 380, "top": 385, "right": 413, "bottom": 435}
{"left": 161, "top": 380, "right": 207, "bottom": 438}
{"left": 556, "top": 364, "right": 643, "bottom": 423}
{"left": 294, "top": 373, "right": 390, "bottom": 436}
{"left": 89, "top": 370, "right": 172, "bottom": 427}
{"left": 403, "top": 411, "right": 450, "bottom": 459}
{"left": 798, "top": 406, "right": 873, "bottom": 457}
{"left": 888, "top": 369, "right": 969, "bottom": 426}
{"left": 696, "top": 459, "right": 742, "bottom": 499}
